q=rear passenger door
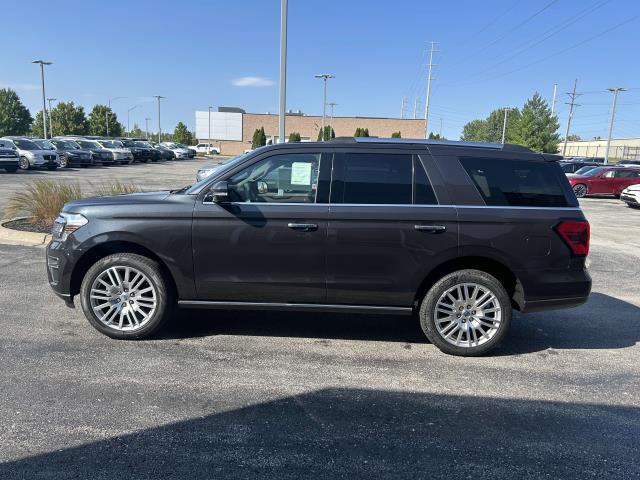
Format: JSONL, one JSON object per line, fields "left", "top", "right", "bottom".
{"left": 326, "top": 150, "right": 458, "bottom": 307}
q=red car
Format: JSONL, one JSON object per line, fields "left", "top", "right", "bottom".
{"left": 567, "top": 166, "right": 640, "bottom": 198}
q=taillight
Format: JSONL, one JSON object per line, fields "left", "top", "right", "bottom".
{"left": 555, "top": 221, "right": 590, "bottom": 256}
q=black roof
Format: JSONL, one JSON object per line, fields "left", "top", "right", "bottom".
{"left": 330, "top": 137, "right": 532, "bottom": 153}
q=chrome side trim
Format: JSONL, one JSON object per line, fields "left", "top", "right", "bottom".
{"left": 178, "top": 300, "right": 413, "bottom": 315}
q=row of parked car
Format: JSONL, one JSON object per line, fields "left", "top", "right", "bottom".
{"left": 0, "top": 136, "right": 201, "bottom": 172}
{"left": 559, "top": 157, "right": 640, "bottom": 208}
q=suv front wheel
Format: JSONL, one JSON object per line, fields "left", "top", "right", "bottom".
{"left": 419, "top": 269, "right": 512, "bottom": 356}
{"left": 79, "top": 253, "right": 172, "bottom": 339}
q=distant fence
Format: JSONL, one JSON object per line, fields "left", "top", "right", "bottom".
{"left": 560, "top": 145, "right": 640, "bottom": 161}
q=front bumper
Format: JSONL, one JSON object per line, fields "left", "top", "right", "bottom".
{"left": 621, "top": 193, "right": 639, "bottom": 205}
{"left": 30, "top": 155, "right": 59, "bottom": 167}
{"left": 66, "top": 155, "right": 93, "bottom": 167}
{"left": 46, "top": 239, "right": 77, "bottom": 304}
{"left": 0, "top": 158, "right": 19, "bottom": 167}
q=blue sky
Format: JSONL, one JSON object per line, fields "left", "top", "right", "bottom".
{"left": 1, "top": 0, "right": 639, "bottom": 140}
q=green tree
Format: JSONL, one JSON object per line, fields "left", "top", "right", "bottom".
{"left": 566, "top": 134, "right": 581, "bottom": 141}
{"left": 32, "top": 111, "right": 45, "bottom": 138}
{"left": 354, "top": 127, "right": 369, "bottom": 137}
{"left": 0, "top": 88, "right": 32, "bottom": 136}
{"left": 512, "top": 93, "right": 560, "bottom": 153}
{"left": 252, "top": 127, "right": 267, "bottom": 149}
{"left": 317, "top": 125, "right": 335, "bottom": 141}
{"left": 49, "top": 101, "right": 88, "bottom": 136}
{"left": 173, "top": 122, "right": 193, "bottom": 145}
{"left": 87, "top": 104, "right": 123, "bottom": 137}
{"left": 461, "top": 108, "right": 521, "bottom": 143}
{"left": 128, "top": 124, "right": 145, "bottom": 139}
{"left": 391, "top": 131, "right": 401, "bottom": 138}
{"left": 288, "top": 132, "right": 301, "bottom": 142}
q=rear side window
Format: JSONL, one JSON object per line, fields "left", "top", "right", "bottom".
{"left": 459, "top": 157, "right": 569, "bottom": 207}
{"left": 334, "top": 153, "right": 437, "bottom": 205}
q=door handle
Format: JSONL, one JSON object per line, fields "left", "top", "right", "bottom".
{"left": 414, "top": 224, "right": 446, "bottom": 233}
{"left": 288, "top": 223, "right": 318, "bottom": 232}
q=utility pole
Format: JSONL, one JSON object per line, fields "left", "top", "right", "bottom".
{"left": 562, "top": 79, "right": 581, "bottom": 157}
{"left": 439, "top": 118, "right": 443, "bottom": 138}
{"left": 314, "top": 74, "right": 334, "bottom": 141}
{"left": 46, "top": 98, "right": 56, "bottom": 138}
{"left": 501, "top": 108, "right": 512, "bottom": 144}
{"left": 328, "top": 102, "right": 337, "bottom": 134}
{"left": 550, "top": 83, "right": 558, "bottom": 117}
{"left": 413, "top": 98, "right": 418, "bottom": 119}
{"left": 127, "top": 105, "right": 138, "bottom": 134}
{"left": 208, "top": 106, "right": 213, "bottom": 154}
{"left": 400, "top": 97, "right": 406, "bottom": 119}
{"left": 604, "top": 87, "right": 625, "bottom": 164}
{"left": 145, "top": 118, "right": 150, "bottom": 140}
{"left": 107, "top": 97, "right": 126, "bottom": 137}
{"left": 424, "top": 41, "right": 438, "bottom": 138}
{"left": 153, "top": 96, "right": 165, "bottom": 143}
{"left": 278, "top": 0, "right": 288, "bottom": 143}
{"left": 32, "top": 60, "right": 52, "bottom": 139}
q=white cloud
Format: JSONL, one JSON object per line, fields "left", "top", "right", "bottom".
{"left": 231, "top": 76, "right": 275, "bottom": 87}
{"left": 0, "top": 83, "right": 40, "bottom": 91}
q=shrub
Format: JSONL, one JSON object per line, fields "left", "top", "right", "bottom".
{"left": 354, "top": 127, "right": 370, "bottom": 137}
{"left": 391, "top": 131, "right": 401, "bottom": 138}
{"left": 6, "top": 181, "right": 82, "bottom": 227}
{"left": 288, "top": 132, "right": 301, "bottom": 142}
{"left": 91, "top": 181, "right": 141, "bottom": 197}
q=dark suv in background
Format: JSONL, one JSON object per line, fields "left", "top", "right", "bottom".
{"left": 46, "top": 138, "right": 591, "bottom": 356}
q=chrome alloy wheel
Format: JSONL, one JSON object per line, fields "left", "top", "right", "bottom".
{"left": 89, "top": 266, "right": 157, "bottom": 331}
{"left": 434, "top": 283, "right": 502, "bottom": 348}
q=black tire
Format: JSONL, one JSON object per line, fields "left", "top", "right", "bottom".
{"left": 573, "top": 183, "right": 587, "bottom": 198}
{"left": 79, "top": 253, "right": 173, "bottom": 339}
{"left": 419, "top": 269, "right": 512, "bottom": 356}
{"left": 18, "top": 157, "right": 30, "bottom": 170}
{"left": 4, "top": 165, "right": 18, "bottom": 173}
{"left": 47, "top": 165, "right": 58, "bottom": 171}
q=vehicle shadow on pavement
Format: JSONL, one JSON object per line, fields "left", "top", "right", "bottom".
{"left": 160, "top": 292, "right": 639, "bottom": 355}
{"left": 1, "top": 388, "right": 637, "bottom": 479}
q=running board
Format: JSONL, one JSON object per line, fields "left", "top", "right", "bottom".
{"left": 178, "top": 300, "right": 413, "bottom": 315}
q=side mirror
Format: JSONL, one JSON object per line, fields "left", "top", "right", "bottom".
{"left": 209, "top": 180, "right": 229, "bottom": 203}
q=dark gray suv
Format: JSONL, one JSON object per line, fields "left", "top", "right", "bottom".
{"left": 46, "top": 138, "right": 591, "bottom": 355}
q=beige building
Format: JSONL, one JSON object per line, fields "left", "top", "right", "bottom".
{"left": 559, "top": 137, "right": 640, "bottom": 161}
{"left": 195, "top": 108, "right": 426, "bottom": 155}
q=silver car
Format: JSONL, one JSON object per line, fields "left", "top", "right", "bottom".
{"left": 4, "top": 137, "right": 60, "bottom": 170}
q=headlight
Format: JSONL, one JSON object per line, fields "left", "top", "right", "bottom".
{"left": 52, "top": 213, "right": 88, "bottom": 241}
{"left": 25, "top": 151, "right": 36, "bottom": 159}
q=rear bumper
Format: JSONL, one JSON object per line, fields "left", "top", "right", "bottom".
{"left": 517, "top": 265, "right": 592, "bottom": 313}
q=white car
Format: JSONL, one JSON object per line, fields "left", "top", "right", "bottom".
{"left": 621, "top": 183, "right": 640, "bottom": 208}
{"left": 189, "top": 143, "right": 220, "bottom": 155}
{"left": 5, "top": 137, "right": 60, "bottom": 170}
{"left": 97, "top": 140, "right": 134, "bottom": 165}
{"left": 160, "top": 142, "right": 193, "bottom": 159}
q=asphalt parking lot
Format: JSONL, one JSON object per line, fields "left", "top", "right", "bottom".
{"left": 0, "top": 164, "right": 639, "bottom": 478}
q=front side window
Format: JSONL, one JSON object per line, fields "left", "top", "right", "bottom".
{"left": 460, "top": 157, "right": 569, "bottom": 207}
{"left": 227, "top": 153, "right": 320, "bottom": 203}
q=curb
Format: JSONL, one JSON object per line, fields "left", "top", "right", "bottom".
{"left": 0, "top": 217, "right": 51, "bottom": 247}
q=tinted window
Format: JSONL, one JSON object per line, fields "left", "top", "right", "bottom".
{"left": 227, "top": 153, "right": 320, "bottom": 203}
{"left": 460, "top": 157, "right": 569, "bottom": 207}
{"left": 414, "top": 156, "right": 437, "bottom": 205}
{"left": 615, "top": 169, "right": 640, "bottom": 178}
{"left": 340, "top": 153, "right": 412, "bottom": 204}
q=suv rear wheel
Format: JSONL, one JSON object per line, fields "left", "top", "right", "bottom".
{"left": 419, "top": 269, "right": 512, "bottom": 356}
{"left": 79, "top": 253, "right": 172, "bottom": 339}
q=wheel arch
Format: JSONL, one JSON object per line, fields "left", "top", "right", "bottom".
{"left": 413, "top": 256, "right": 524, "bottom": 311}
{"left": 70, "top": 240, "right": 178, "bottom": 300}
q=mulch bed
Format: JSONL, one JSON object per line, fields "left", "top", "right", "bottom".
{"left": 2, "top": 218, "right": 52, "bottom": 234}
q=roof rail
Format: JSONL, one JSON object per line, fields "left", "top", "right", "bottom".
{"left": 330, "top": 136, "right": 531, "bottom": 152}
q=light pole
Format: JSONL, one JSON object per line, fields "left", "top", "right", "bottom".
{"left": 314, "top": 74, "right": 334, "bottom": 141}
{"left": 208, "top": 106, "right": 213, "bottom": 154}
{"left": 604, "top": 87, "right": 625, "bottom": 164}
{"left": 153, "top": 96, "right": 165, "bottom": 143}
{"left": 278, "top": 0, "right": 288, "bottom": 143}
{"left": 32, "top": 60, "right": 52, "bottom": 139}
{"left": 46, "top": 98, "right": 56, "bottom": 138}
{"left": 501, "top": 108, "right": 512, "bottom": 144}
{"left": 145, "top": 118, "right": 151, "bottom": 140}
{"left": 127, "top": 105, "right": 139, "bottom": 134}
{"left": 107, "top": 96, "right": 126, "bottom": 137}
{"left": 328, "top": 102, "right": 337, "bottom": 135}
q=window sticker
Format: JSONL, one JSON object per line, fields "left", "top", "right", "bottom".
{"left": 291, "top": 162, "right": 312, "bottom": 185}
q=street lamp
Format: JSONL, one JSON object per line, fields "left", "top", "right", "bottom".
{"left": 207, "top": 106, "right": 213, "bottom": 154}
{"left": 127, "top": 105, "right": 139, "bottom": 134}
{"left": 145, "top": 117, "right": 151, "bottom": 140}
{"left": 46, "top": 98, "right": 56, "bottom": 138}
{"left": 107, "top": 96, "right": 126, "bottom": 137}
{"left": 278, "top": 0, "right": 288, "bottom": 143}
{"left": 153, "top": 96, "right": 165, "bottom": 143}
{"left": 314, "top": 74, "right": 334, "bottom": 141}
{"left": 32, "top": 60, "right": 52, "bottom": 139}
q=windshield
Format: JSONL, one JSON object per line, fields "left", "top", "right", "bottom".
{"left": 0, "top": 139, "right": 16, "bottom": 149}
{"left": 78, "top": 140, "right": 101, "bottom": 149}
{"left": 100, "top": 140, "right": 124, "bottom": 148}
{"left": 53, "top": 140, "right": 81, "bottom": 149}
{"left": 575, "top": 166, "right": 601, "bottom": 176}
{"left": 35, "top": 140, "right": 54, "bottom": 149}
{"left": 186, "top": 152, "right": 253, "bottom": 194}
{"left": 134, "top": 141, "right": 151, "bottom": 148}
{"left": 13, "top": 139, "right": 40, "bottom": 150}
